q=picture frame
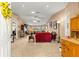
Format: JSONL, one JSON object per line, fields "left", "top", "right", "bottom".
{"left": 53, "top": 21, "right": 57, "bottom": 29}
{"left": 49, "top": 21, "right": 52, "bottom": 28}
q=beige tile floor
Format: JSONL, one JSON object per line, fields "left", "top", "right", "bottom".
{"left": 11, "top": 36, "right": 61, "bottom": 57}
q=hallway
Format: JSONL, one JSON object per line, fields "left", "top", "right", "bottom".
{"left": 11, "top": 36, "right": 61, "bottom": 57}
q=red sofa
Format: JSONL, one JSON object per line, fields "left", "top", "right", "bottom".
{"left": 35, "top": 32, "right": 52, "bottom": 42}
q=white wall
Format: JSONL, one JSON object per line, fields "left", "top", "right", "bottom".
{"left": 11, "top": 14, "right": 24, "bottom": 39}
{"left": 11, "top": 15, "right": 19, "bottom": 39}
{"left": 58, "top": 15, "right": 70, "bottom": 38}
{"left": 0, "top": 9, "right": 11, "bottom": 57}
{"left": 64, "top": 15, "right": 70, "bottom": 37}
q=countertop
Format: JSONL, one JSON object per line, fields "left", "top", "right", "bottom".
{"left": 61, "top": 37, "right": 79, "bottom": 45}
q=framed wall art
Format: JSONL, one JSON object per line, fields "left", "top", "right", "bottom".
{"left": 49, "top": 21, "right": 52, "bottom": 28}
{"left": 53, "top": 21, "right": 57, "bottom": 29}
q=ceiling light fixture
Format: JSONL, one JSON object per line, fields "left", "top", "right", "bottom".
{"left": 32, "top": 11, "right": 35, "bottom": 14}
{"left": 33, "top": 20, "right": 37, "bottom": 22}
{"left": 33, "top": 17, "right": 40, "bottom": 21}
{"left": 46, "top": 5, "right": 49, "bottom": 7}
{"left": 22, "top": 4, "right": 24, "bottom": 7}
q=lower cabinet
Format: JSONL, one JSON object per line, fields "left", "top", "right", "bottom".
{"left": 73, "top": 44, "right": 79, "bottom": 57}
{"left": 61, "top": 39, "right": 79, "bottom": 57}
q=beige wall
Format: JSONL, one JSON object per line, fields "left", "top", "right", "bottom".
{"left": 46, "top": 2, "right": 79, "bottom": 38}
{"left": 65, "top": 2, "right": 79, "bottom": 18}
{"left": 46, "top": 9, "right": 68, "bottom": 38}
{"left": 11, "top": 13, "right": 25, "bottom": 39}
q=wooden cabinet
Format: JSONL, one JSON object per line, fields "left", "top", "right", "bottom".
{"left": 70, "top": 15, "right": 79, "bottom": 31}
{"left": 61, "top": 39, "right": 73, "bottom": 57}
{"left": 70, "top": 17, "right": 77, "bottom": 31}
{"left": 76, "top": 16, "right": 79, "bottom": 31}
{"left": 61, "top": 38, "right": 79, "bottom": 57}
{"left": 73, "top": 44, "right": 79, "bottom": 57}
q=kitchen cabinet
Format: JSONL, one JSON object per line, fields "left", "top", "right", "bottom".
{"left": 70, "top": 17, "right": 77, "bottom": 31}
{"left": 61, "top": 38, "right": 79, "bottom": 57}
{"left": 76, "top": 16, "right": 79, "bottom": 31}
{"left": 70, "top": 15, "right": 79, "bottom": 31}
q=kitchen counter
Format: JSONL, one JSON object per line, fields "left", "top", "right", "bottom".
{"left": 61, "top": 37, "right": 79, "bottom": 57}
{"left": 62, "top": 37, "right": 79, "bottom": 45}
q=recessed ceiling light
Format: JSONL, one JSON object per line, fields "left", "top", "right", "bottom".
{"left": 46, "top": 5, "right": 49, "bottom": 7}
{"left": 33, "top": 20, "right": 37, "bottom": 22}
{"left": 22, "top": 4, "right": 25, "bottom": 7}
{"left": 32, "top": 11, "right": 35, "bottom": 14}
{"left": 33, "top": 17, "right": 40, "bottom": 21}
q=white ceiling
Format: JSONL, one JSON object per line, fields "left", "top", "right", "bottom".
{"left": 11, "top": 2, "right": 67, "bottom": 25}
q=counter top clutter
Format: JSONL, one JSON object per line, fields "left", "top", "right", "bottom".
{"left": 61, "top": 37, "right": 79, "bottom": 57}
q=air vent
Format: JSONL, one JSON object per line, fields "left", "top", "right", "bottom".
{"left": 37, "top": 20, "right": 40, "bottom": 22}
{"left": 34, "top": 16, "right": 38, "bottom": 18}
{"left": 36, "top": 12, "right": 40, "bottom": 14}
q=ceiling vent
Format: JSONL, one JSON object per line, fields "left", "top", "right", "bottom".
{"left": 35, "top": 11, "right": 40, "bottom": 14}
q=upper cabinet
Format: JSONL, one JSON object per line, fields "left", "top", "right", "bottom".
{"left": 70, "top": 15, "right": 79, "bottom": 31}
{"left": 76, "top": 16, "right": 79, "bottom": 31}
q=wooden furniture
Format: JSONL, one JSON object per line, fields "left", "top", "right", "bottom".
{"left": 70, "top": 15, "right": 79, "bottom": 31}
{"left": 29, "top": 33, "right": 34, "bottom": 42}
{"left": 61, "top": 38, "right": 79, "bottom": 57}
{"left": 70, "top": 17, "right": 77, "bottom": 31}
{"left": 76, "top": 16, "right": 79, "bottom": 31}
{"left": 70, "top": 15, "right": 79, "bottom": 38}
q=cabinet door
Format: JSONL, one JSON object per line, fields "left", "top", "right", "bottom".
{"left": 73, "top": 44, "right": 79, "bottom": 57}
{"left": 61, "top": 39, "right": 66, "bottom": 56}
{"left": 61, "top": 39, "right": 75, "bottom": 57}
{"left": 61, "top": 40, "right": 71, "bottom": 57}
{"left": 70, "top": 18, "right": 77, "bottom": 31}
{"left": 64, "top": 41, "right": 74, "bottom": 57}
{"left": 68, "top": 42, "right": 75, "bottom": 57}
{"left": 76, "top": 16, "right": 79, "bottom": 31}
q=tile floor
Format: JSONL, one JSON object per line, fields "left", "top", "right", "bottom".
{"left": 11, "top": 36, "right": 61, "bottom": 57}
